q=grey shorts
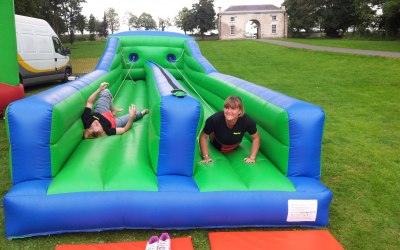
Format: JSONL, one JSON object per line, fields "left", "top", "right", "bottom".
{"left": 94, "top": 89, "right": 143, "bottom": 128}
{"left": 115, "top": 112, "right": 143, "bottom": 127}
{"left": 93, "top": 89, "right": 113, "bottom": 114}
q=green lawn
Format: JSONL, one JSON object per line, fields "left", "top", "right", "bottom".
{"left": 278, "top": 38, "right": 400, "bottom": 52}
{"left": 65, "top": 40, "right": 107, "bottom": 75}
{"left": 66, "top": 40, "right": 107, "bottom": 59}
{"left": 1, "top": 39, "right": 399, "bottom": 249}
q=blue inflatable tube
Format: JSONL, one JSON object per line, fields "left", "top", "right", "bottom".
{"left": 4, "top": 177, "right": 331, "bottom": 237}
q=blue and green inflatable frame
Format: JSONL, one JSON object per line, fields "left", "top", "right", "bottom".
{"left": 4, "top": 31, "right": 332, "bottom": 239}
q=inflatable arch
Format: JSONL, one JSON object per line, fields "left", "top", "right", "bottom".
{"left": 4, "top": 31, "right": 332, "bottom": 239}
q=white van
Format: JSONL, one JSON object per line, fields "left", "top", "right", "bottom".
{"left": 15, "top": 15, "right": 72, "bottom": 86}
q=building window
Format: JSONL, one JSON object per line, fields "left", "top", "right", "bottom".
{"left": 230, "top": 16, "right": 235, "bottom": 22}
{"left": 230, "top": 25, "right": 236, "bottom": 35}
{"left": 272, "top": 15, "right": 277, "bottom": 21}
{"left": 272, "top": 24, "right": 277, "bottom": 34}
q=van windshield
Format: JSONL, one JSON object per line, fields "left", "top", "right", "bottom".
{"left": 52, "top": 37, "right": 65, "bottom": 55}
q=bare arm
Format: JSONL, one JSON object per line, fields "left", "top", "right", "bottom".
{"left": 244, "top": 131, "right": 260, "bottom": 164}
{"left": 86, "top": 82, "right": 108, "bottom": 109}
{"left": 199, "top": 131, "right": 213, "bottom": 163}
{"left": 116, "top": 104, "right": 136, "bottom": 135}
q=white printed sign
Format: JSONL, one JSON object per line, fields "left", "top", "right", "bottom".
{"left": 287, "top": 200, "right": 318, "bottom": 222}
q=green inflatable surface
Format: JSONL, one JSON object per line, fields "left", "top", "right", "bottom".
{"left": 43, "top": 32, "right": 295, "bottom": 194}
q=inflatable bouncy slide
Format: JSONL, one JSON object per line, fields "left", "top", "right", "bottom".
{"left": 4, "top": 31, "right": 332, "bottom": 239}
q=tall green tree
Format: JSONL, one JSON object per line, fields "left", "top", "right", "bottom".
{"left": 88, "top": 14, "right": 97, "bottom": 41}
{"left": 284, "top": 0, "right": 320, "bottom": 33}
{"left": 381, "top": 0, "right": 400, "bottom": 36}
{"left": 158, "top": 17, "right": 172, "bottom": 31}
{"left": 192, "top": 0, "right": 216, "bottom": 39}
{"left": 284, "top": 0, "right": 385, "bottom": 38}
{"left": 105, "top": 7, "right": 120, "bottom": 34}
{"left": 174, "top": 7, "right": 196, "bottom": 34}
{"left": 46, "top": 0, "right": 64, "bottom": 34}
{"left": 15, "top": 0, "right": 66, "bottom": 35}
{"left": 124, "top": 11, "right": 138, "bottom": 30}
{"left": 61, "top": 0, "right": 86, "bottom": 43}
{"left": 15, "top": 0, "right": 41, "bottom": 17}
{"left": 320, "top": 0, "right": 358, "bottom": 37}
{"left": 352, "top": 0, "right": 378, "bottom": 34}
{"left": 136, "top": 12, "right": 157, "bottom": 30}
{"left": 99, "top": 12, "right": 109, "bottom": 37}
{"left": 76, "top": 13, "right": 87, "bottom": 34}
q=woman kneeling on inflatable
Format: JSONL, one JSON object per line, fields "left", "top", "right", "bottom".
{"left": 199, "top": 95, "right": 260, "bottom": 164}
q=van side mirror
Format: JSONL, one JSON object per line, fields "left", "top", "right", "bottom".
{"left": 65, "top": 47, "right": 71, "bottom": 56}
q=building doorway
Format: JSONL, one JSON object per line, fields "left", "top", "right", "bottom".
{"left": 245, "top": 20, "right": 260, "bottom": 39}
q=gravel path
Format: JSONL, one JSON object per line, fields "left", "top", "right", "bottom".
{"left": 259, "top": 39, "right": 400, "bottom": 58}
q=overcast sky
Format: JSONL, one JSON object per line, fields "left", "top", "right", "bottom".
{"left": 82, "top": 0, "right": 284, "bottom": 32}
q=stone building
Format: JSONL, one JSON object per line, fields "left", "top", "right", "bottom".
{"left": 218, "top": 4, "right": 288, "bottom": 40}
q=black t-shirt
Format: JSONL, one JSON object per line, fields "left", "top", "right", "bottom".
{"left": 203, "top": 111, "right": 257, "bottom": 150}
{"left": 81, "top": 107, "right": 116, "bottom": 135}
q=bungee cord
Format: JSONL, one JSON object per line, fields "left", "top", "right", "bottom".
{"left": 113, "top": 43, "right": 136, "bottom": 100}
{"left": 171, "top": 49, "right": 214, "bottom": 113}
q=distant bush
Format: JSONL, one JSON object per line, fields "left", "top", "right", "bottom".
{"left": 190, "top": 33, "right": 219, "bottom": 40}
{"left": 289, "top": 32, "right": 326, "bottom": 38}
{"left": 288, "top": 30, "right": 399, "bottom": 41}
{"left": 344, "top": 31, "right": 400, "bottom": 41}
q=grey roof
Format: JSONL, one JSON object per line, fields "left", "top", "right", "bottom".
{"left": 223, "top": 4, "right": 280, "bottom": 12}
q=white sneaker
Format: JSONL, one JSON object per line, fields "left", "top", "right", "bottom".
{"left": 145, "top": 235, "right": 159, "bottom": 250}
{"left": 157, "top": 232, "right": 171, "bottom": 250}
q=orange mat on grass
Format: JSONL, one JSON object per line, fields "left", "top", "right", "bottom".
{"left": 209, "top": 230, "right": 344, "bottom": 250}
{"left": 55, "top": 236, "right": 193, "bottom": 250}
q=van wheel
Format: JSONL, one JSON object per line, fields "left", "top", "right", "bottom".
{"left": 62, "top": 68, "right": 72, "bottom": 83}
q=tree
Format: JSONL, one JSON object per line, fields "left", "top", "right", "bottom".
{"left": 284, "top": 0, "right": 386, "bottom": 38}
{"left": 56, "top": 15, "right": 68, "bottom": 35}
{"left": 15, "top": 0, "right": 66, "bottom": 35}
{"left": 15, "top": 0, "right": 41, "bottom": 17}
{"left": 124, "top": 11, "right": 138, "bottom": 30}
{"left": 99, "top": 12, "right": 109, "bottom": 37}
{"left": 105, "top": 7, "right": 120, "bottom": 34}
{"left": 319, "top": 0, "right": 358, "bottom": 37}
{"left": 192, "top": 0, "right": 216, "bottom": 39}
{"left": 76, "top": 13, "right": 87, "bottom": 34}
{"left": 88, "top": 14, "right": 97, "bottom": 41}
{"left": 158, "top": 17, "right": 172, "bottom": 31}
{"left": 381, "top": 0, "right": 400, "bottom": 36}
{"left": 284, "top": 0, "right": 320, "bottom": 33}
{"left": 61, "top": 0, "right": 87, "bottom": 44}
{"left": 174, "top": 7, "right": 196, "bottom": 34}
{"left": 46, "top": 0, "right": 64, "bottom": 35}
{"left": 352, "top": 0, "right": 378, "bottom": 34}
{"left": 136, "top": 12, "right": 157, "bottom": 30}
